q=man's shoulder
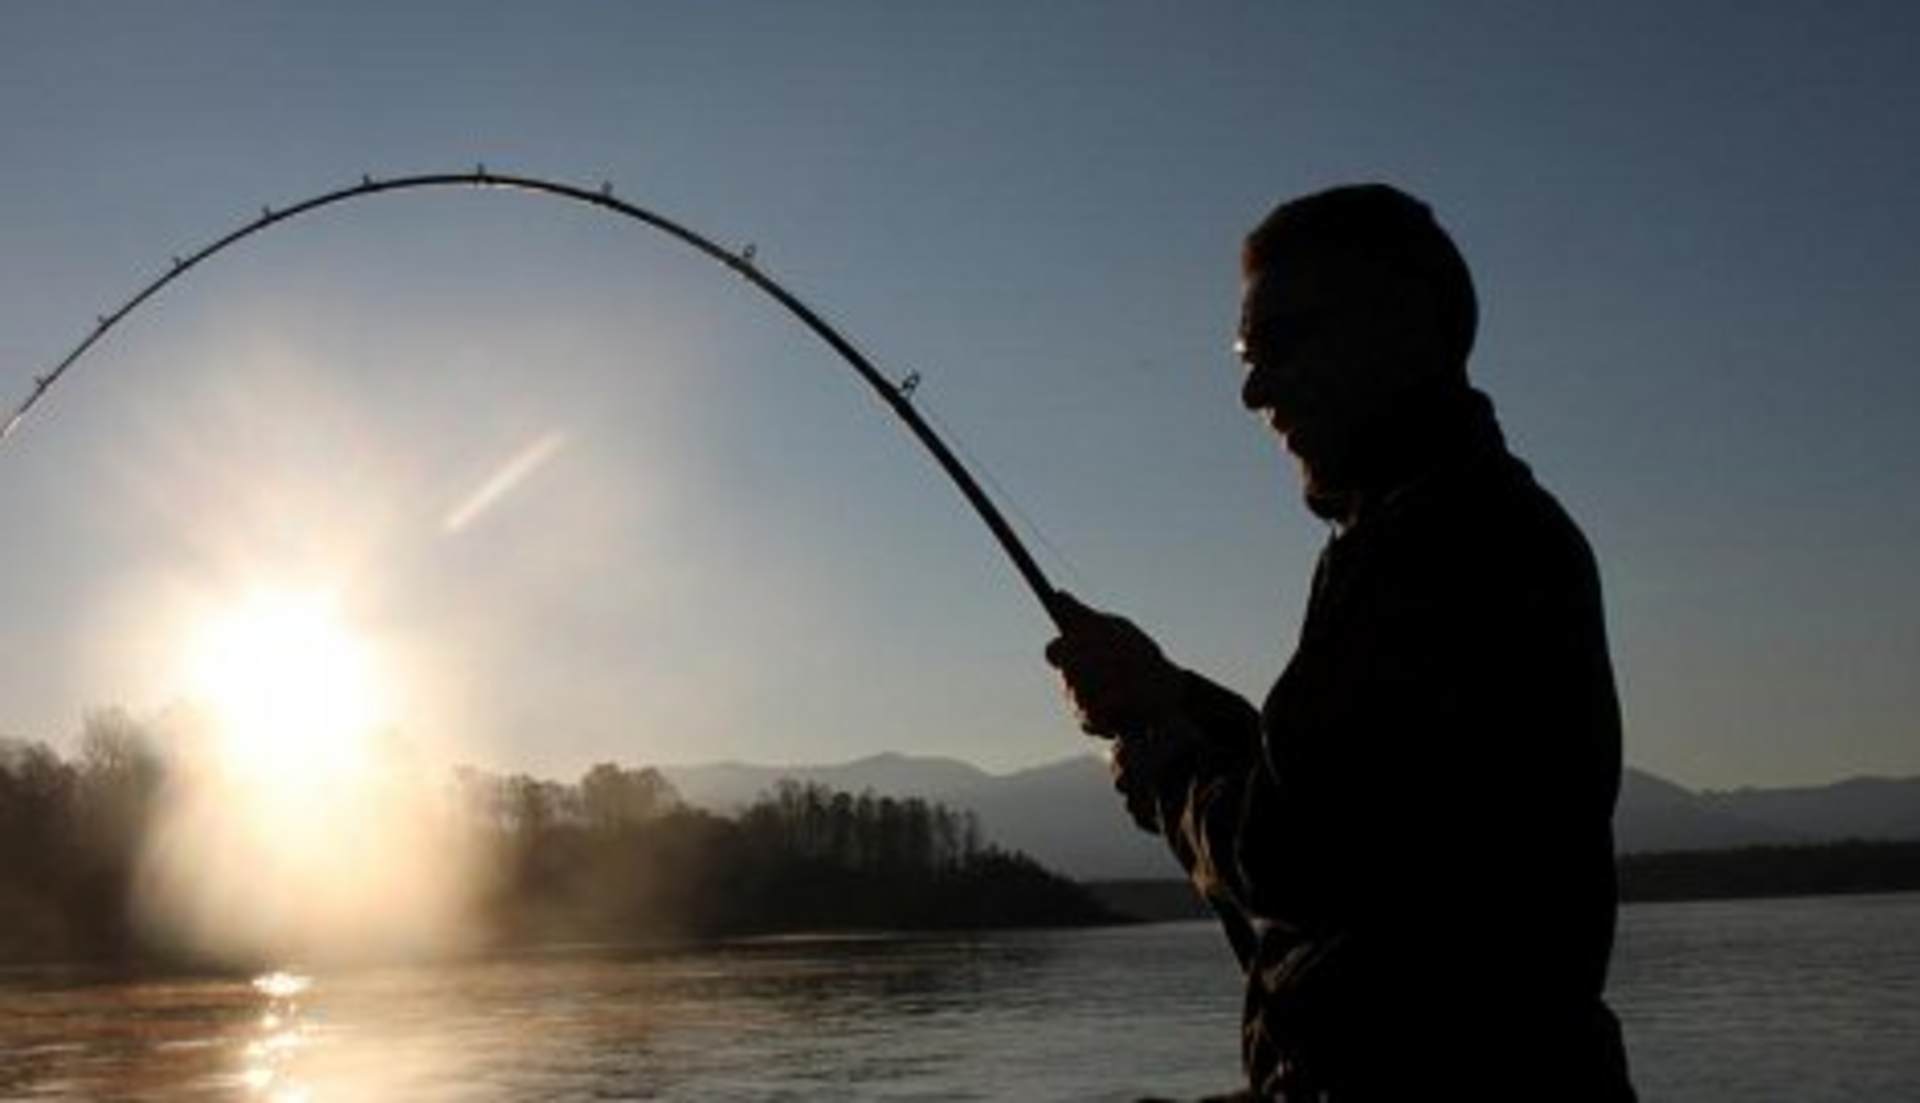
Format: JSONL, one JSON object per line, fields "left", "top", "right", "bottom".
{"left": 1374, "top": 451, "right": 1601, "bottom": 589}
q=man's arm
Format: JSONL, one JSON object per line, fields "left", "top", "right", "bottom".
{"left": 1042, "top": 594, "right": 1264, "bottom": 903}
{"left": 1114, "top": 671, "right": 1265, "bottom": 907}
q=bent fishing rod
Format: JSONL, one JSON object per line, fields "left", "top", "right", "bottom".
{"left": 2, "top": 168, "right": 1075, "bottom": 627}
{"left": 0, "top": 168, "right": 1256, "bottom": 966}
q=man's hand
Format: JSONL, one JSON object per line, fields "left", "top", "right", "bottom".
{"left": 1108, "top": 731, "right": 1199, "bottom": 833}
{"left": 1043, "top": 591, "right": 1185, "bottom": 739}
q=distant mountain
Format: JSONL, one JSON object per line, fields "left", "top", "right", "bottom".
{"left": 1700, "top": 776, "right": 1920, "bottom": 842}
{"left": 1613, "top": 768, "right": 1802, "bottom": 853}
{"left": 661, "top": 754, "right": 1920, "bottom": 881}
{"left": 951, "top": 755, "right": 1169, "bottom": 881}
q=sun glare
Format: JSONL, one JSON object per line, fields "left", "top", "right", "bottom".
{"left": 141, "top": 583, "right": 476, "bottom": 963}
{"left": 183, "top": 587, "right": 388, "bottom": 782}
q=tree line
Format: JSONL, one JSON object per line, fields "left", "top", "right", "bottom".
{"left": 0, "top": 711, "right": 1117, "bottom": 966}
{"left": 452, "top": 765, "right": 1113, "bottom": 947}
{"left": 0, "top": 711, "right": 163, "bottom": 962}
{"left": 1615, "top": 839, "right": 1920, "bottom": 902}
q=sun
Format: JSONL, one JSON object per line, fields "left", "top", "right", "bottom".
{"left": 182, "top": 586, "right": 389, "bottom": 782}
{"left": 151, "top": 583, "right": 471, "bottom": 961}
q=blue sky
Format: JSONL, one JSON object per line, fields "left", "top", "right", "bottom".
{"left": 1, "top": 2, "right": 1915, "bottom": 787}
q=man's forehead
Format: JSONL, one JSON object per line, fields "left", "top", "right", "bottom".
{"left": 1239, "top": 264, "right": 1340, "bottom": 329}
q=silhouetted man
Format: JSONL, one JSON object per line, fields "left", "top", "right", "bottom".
{"left": 1046, "top": 185, "right": 1635, "bottom": 1100}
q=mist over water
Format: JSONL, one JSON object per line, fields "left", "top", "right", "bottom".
{"left": 135, "top": 732, "right": 485, "bottom": 966}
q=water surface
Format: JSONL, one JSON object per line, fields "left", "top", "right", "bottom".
{"left": 3, "top": 893, "right": 1916, "bottom": 1100}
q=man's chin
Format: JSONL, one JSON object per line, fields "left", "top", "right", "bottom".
{"left": 1303, "top": 483, "right": 1352, "bottom": 522}
{"left": 1279, "top": 423, "right": 1357, "bottom": 522}
{"left": 1279, "top": 418, "right": 1323, "bottom": 462}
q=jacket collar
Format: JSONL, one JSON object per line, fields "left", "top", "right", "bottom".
{"left": 1305, "top": 381, "right": 1508, "bottom": 532}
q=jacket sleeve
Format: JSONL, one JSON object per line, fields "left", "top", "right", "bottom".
{"left": 1137, "top": 548, "right": 1519, "bottom": 924}
{"left": 1138, "top": 670, "right": 1266, "bottom": 910}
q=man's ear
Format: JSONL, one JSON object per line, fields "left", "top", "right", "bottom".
{"left": 1371, "top": 271, "right": 1454, "bottom": 383}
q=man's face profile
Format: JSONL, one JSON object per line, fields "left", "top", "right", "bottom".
{"left": 1237, "top": 249, "right": 1446, "bottom": 477}
{"left": 1237, "top": 260, "right": 1356, "bottom": 467}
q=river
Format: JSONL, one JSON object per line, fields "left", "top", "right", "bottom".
{"left": 2, "top": 892, "right": 1916, "bottom": 1100}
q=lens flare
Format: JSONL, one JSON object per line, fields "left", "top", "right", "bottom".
{"left": 443, "top": 430, "right": 570, "bottom": 534}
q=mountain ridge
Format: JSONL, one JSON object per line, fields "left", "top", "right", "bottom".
{"left": 659, "top": 754, "right": 1920, "bottom": 881}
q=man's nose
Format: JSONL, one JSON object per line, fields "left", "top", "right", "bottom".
{"left": 1241, "top": 361, "right": 1275, "bottom": 412}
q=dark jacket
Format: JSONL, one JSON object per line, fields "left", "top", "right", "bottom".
{"left": 1147, "top": 387, "right": 1635, "bottom": 1100}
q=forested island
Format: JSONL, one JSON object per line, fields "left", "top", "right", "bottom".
{"left": 0, "top": 713, "right": 1116, "bottom": 967}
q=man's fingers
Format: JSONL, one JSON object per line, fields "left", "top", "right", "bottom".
{"left": 1111, "top": 734, "right": 1191, "bottom": 784}
{"left": 1108, "top": 737, "right": 1133, "bottom": 782}
{"left": 1045, "top": 594, "right": 1179, "bottom": 740}
{"left": 1044, "top": 617, "right": 1120, "bottom": 670}
{"left": 1048, "top": 645, "right": 1133, "bottom": 719}
{"left": 1067, "top": 680, "right": 1141, "bottom": 737}
{"left": 1073, "top": 684, "right": 1134, "bottom": 737}
{"left": 1109, "top": 738, "right": 1165, "bottom": 831}
{"left": 1125, "top": 789, "right": 1158, "bottom": 832}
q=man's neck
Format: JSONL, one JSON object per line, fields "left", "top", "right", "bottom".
{"left": 1300, "top": 380, "right": 1503, "bottom": 528}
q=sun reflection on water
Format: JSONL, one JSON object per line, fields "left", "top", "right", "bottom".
{"left": 252, "top": 972, "right": 313, "bottom": 1001}
{"left": 241, "top": 970, "right": 315, "bottom": 1101}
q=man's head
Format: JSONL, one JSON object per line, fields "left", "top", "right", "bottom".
{"left": 1236, "top": 184, "right": 1477, "bottom": 492}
